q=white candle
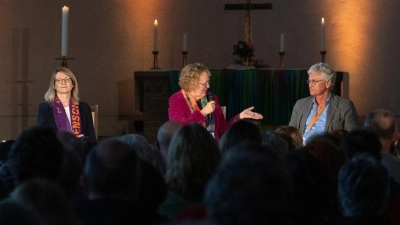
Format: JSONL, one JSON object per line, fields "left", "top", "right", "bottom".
{"left": 61, "top": 6, "right": 69, "bottom": 56}
{"left": 321, "top": 18, "right": 325, "bottom": 51}
{"left": 183, "top": 33, "right": 187, "bottom": 51}
{"left": 280, "top": 33, "right": 284, "bottom": 52}
{"left": 154, "top": 20, "right": 158, "bottom": 51}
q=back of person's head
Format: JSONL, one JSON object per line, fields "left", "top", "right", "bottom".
{"left": 7, "top": 126, "right": 64, "bottom": 184}
{"left": 219, "top": 120, "right": 262, "bottom": 154}
{"left": 276, "top": 125, "right": 303, "bottom": 149}
{"left": 204, "top": 151, "right": 294, "bottom": 225}
{"left": 157, "top": 121, "right": 183, "bottom": 157}
{"left": 137, "top": 159, "right": 167, "bottom": 221}
{"left": 83, "top": 138, "right": 140, "bottom": 200}
{"left": 57, "top": 131, "right": 85, "bottom": 200}
{"left": 323, "top": 129, "right": 349, "bottom": 148}
{"left": 338, "top": 152, "right": 390, "bottom": 216}
{"left": 341, "top": 128, "right": 382, "bottom": 161}
{"left": 282, "top": 149, "right": 335, "bottom": 224}
{"left": 262, "top": 131, "right": 290, "bottom": 159}
{"left": 166, "top": 123, "right": 220, "bottom": 197}
{"left": 364, "top": 109, "right": 396, "bottom": 140}
{"left": 0, "top": 199, "right": 44, "bottom": 225}
{"left": 10, "top": 178, "right": 76, "bottom": 225}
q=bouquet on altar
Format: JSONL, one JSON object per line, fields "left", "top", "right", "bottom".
{"left": 233, "top": 41, "right": 255, "bottom": 59}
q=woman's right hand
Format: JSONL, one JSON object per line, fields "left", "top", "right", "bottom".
{"left": 201, "top": 101, "right": 215, "bottom": 116}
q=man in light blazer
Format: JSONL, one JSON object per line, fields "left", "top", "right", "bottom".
{"left": 289, "top": 63, "right": 359, "bottom": 145}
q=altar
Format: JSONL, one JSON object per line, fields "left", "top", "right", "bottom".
{"left": 134, "top": 68, "right": 345, "bottom": 143}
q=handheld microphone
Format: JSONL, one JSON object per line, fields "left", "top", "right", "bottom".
{"left": 206, "top": 92, "right": 214, "bottom": 125}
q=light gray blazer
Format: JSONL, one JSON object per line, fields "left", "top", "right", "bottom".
{"left": 289, "top": 94, "right": 359, "bottom": 134}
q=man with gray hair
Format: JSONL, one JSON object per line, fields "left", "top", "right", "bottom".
{"left": 289, "top": 63, "right": 359, "bottom": 145}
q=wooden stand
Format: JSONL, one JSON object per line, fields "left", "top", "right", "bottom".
{"left": 182, "top": 51, "right": 188, "bottom": 68}
{"left": 320, "top": 51, "right": 327, "bottom": 63}
{"left": 279, "top": 52, "right": 285, "bottom": 69}
{"left": 55, "top": 56, "right": 74, "bottom": 68}
{"left": 151, "top": 51, "right": 160, "bottom": 70}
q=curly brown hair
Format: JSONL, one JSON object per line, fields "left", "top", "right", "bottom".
{"left": 178, "top": 63, "right": 211, "bottom": 92}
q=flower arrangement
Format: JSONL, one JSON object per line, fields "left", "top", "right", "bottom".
{"left": 233, "top": 41, "right": 255, "bottom": 59}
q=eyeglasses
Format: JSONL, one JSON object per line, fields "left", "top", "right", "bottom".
{"left": 55, "top": 77, "right": 71, "bottom": 84}
{"left": 306, "top": 79, "right": 324, "bottom": 85}
{"left": 199, "top": 81, "right": 210, "bottom": 87}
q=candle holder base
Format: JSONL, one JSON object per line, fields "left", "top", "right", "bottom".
{"left": 55, "top": 56, "right": 74, "bottom": 68}
{"left": 279, "top": 52, "right": 285, "bottom": 69}
{"left": 151, "top": 51, "right": 161, "bottom": 70}
{"left": 182, "top": 51, "right": 188, "bottom": 68}
{"left": 320, "top": 51, "right": 327, "bottom": 63}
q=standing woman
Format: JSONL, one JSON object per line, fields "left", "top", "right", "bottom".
{"left": 37, "top": 67, "right": 96, "bottom": 142}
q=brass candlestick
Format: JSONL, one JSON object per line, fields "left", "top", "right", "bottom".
{"left": 320, "top": 51, "right": 327, "bottom": 63}
{"left": 55, "top": 56, "right": 74, "bottom": 68}
{"left": 182, "top": 51, "right": 188, "bottom": 68}
{"left": 279, "top": 52, "right": 285, "bottom": 69}
{"left": 151, "top": 51, "right": 160, "bottom": 70}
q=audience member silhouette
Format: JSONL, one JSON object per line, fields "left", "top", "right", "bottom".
{"left": 7, "top": 126, "right": 64, "bottom": 189}
{"left": 276, "top": 125, "right": 303, "bottom": 149}
{"left": 0, "top": 140, "right": 15, "bottom": 199}
{"left": 204, "top": 151, "right": 294, "bottom": 225}
{"left": 332, "top": 153, "right": 391, "bottom": 225}
{"left": 282, "top": 149, "right": 335, "bottom": 225}
{"left": 219, "top": 119, "right": 262, "bottom": 155}
{"left": 341, "top": 128, "right": 382, "bottom": 161}
{"left": 156, "top": 121, "right": 183, "bottom": 159}
{"left": 73, "top": 138, "right": 144, "bottom": 225}
{"left": 158, "top": 123, "right": 221, "bottom": 221}
{"left": 262, "top": 131, "right": 291, "bottom": 159}
{"left": 10, "top": 178, "right": 77, "bottom": 225}
{"left": 364, "top": 109, "right": 400, "bottom": 184}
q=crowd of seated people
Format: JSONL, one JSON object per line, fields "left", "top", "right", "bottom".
{"left": 0, "top": 108, "right": 400, "bottom": 225}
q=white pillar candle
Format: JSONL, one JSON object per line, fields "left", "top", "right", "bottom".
{"left": 280, "top": 33, "right": 284, "bottom": 52}
{"left": 321, "top": 18, "right": 325, "bottom": 51}
{"left": 61, "top": 6, "right": 69, "bottom": 56}
{"left": 154, "top": 20, "right": 158, "bottom": 51}
{"left": 183, "top": 33, "right": 187, "bottom": 51}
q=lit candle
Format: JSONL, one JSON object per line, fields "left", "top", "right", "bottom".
{"left": 321, "top": 18, "right": 325, "bottom": 51}
{"left": 280, "top": 33, "right": 284, "bottom": 52}
{"left": 154, "top": 20, "right": 158, "bottom": 51}
{"left": 61, "top": 6, "right": 69, "bottom": 56}
{"left": 183, "top": 33, "right": 187, "bottom": 51}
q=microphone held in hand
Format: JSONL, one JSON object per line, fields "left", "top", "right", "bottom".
{"left": 206, "top": 92, "right": 214, "bottom": 125}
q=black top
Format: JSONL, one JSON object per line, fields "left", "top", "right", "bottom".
{"left": 37, "top": 101, "right": 96, "bottom": 142}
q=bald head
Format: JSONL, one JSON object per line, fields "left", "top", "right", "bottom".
{"left": 157, "top": 121, "right": 183, "bottom": 157}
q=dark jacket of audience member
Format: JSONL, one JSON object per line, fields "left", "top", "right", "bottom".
{"left": 204, "top": 151, "right": 294, "bottom": 225}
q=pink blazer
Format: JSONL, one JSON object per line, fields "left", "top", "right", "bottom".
{"left": 168, "top": 91, "right": 240, "bottom": 140}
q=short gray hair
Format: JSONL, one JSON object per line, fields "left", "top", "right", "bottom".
{"left": 308, "top": 63, "right": 336, "bottom": 90}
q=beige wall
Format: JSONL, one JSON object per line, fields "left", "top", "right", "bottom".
{"left": 0, "top": 0, "right": 399, "bottom": 140}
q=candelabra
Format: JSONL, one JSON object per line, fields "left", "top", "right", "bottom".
{"left": 182, "top": 51, "right": 188, "bottom": 68}
{"left": 279, "top": 52, "right": 285, "bottom": 69}
{"left": 151, "top": 51, "right": 161, "bottom": 70}
{"left": 55, "top": 56, "right": 74, "bottom": 68}
{"left": 320, "top": 51, "right": 327, "bottom": 63}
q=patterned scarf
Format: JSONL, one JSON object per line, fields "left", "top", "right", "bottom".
{"left": 53, "top": 95, "right": 82, "bottom": 136}
{"left": 181, "top": 89, "right": 208, "bottom": 127}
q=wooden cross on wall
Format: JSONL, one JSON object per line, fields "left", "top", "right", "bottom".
{"left": 225, "top": 0, "right": 272, "bottom": 45}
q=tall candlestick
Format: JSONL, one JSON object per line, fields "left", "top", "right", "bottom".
{"left": 280, "top": 33, "right": 284, "bottom": 52}
{"left": 321, "top": 18, "right": 325, "bottom": 51}
{"left": 154, "top": 20, "right": 158, "bottom": 51}
{"left": 183, "top": 33, "right": 187, "bottom": 51}
{"left": 61, "top": 6, "right": 69, "bottom": 56}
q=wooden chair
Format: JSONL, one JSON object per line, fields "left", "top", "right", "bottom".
{"left": 90, "top": 105, "right": 98, "bottom": 139}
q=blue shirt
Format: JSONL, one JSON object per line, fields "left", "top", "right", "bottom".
{"left": 303, "top": 94, "right": 331, "bottom": 145}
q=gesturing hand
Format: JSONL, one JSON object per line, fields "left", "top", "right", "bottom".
{"left": 201, "top": 101, "right": 215, "bottom": 116}
{"left": 239, "top": 106, "right": 263, "bottom": 120}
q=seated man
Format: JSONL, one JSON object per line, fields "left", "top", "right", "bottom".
{"left": 289, "top": 63, "right": 358, "bottom": 145}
